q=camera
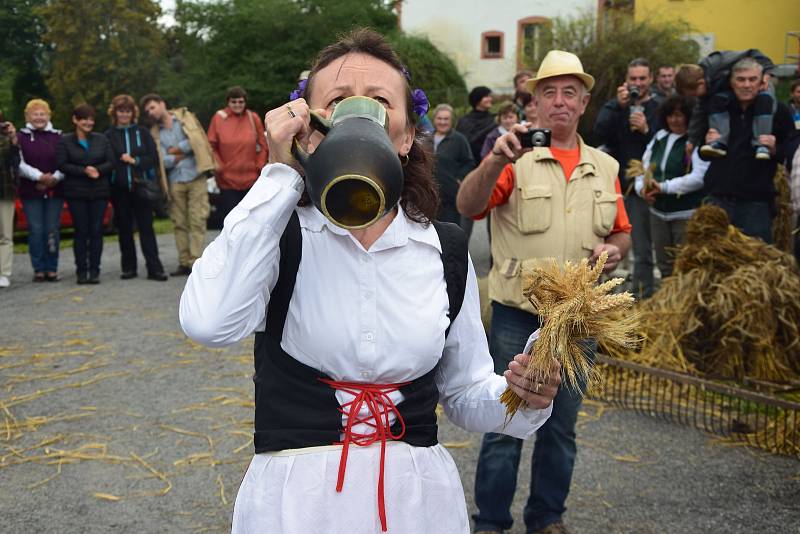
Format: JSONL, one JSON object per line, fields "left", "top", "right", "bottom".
{"left": 517, "top": 128, "right": 552, "bottom": 148}
{"left": 627, "top": 85, "right": 641, "bottom": 103}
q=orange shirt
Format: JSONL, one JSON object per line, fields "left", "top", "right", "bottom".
{"left": 474, "top": 147, "right": 632, "bottom": 234}
{"left": 207, "top": 108, "right": 268, "bottom": 190}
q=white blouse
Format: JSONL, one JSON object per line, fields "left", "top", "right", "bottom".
{"left": 179, "top": 163, "right": 550, "bottom": 534}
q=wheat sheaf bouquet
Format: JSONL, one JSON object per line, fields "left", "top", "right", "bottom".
{"left": 500, "top": 251, "right": 639, "bottom": 418}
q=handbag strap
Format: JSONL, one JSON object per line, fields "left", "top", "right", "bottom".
{"left": 246, "top": 110, "right": 262, "bottom": 152}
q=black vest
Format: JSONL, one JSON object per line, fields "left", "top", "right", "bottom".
{"left": 252, "top": 212, "right": 469, "bottom": 453}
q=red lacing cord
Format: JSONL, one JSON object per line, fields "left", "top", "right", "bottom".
{"left": 319, "top": 378, "right": 410, "bottom": 532}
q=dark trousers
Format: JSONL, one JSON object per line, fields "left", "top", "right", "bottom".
{"left": 473, "top": 302, "right": 589, "bottom": 533}
{"left": 67, "top": 198, "right": 107, "bottom": 276}
{"left": 706, "top": 195, "right": 773, "bottom": 243}
{"left": 625, "top": 194, "right": 654, "bottom": 298}
{"left": 111, "top": 188, "right": 164, "bottom": 275}
{"left": 709, "top": 90, "right": 775, "bottom": 146}
{"left": 218, "top": 188, "right": 249, "bottom": 222}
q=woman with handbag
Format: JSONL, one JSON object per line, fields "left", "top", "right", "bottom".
{"left": 206, "top": 86, "right": 268, "bottom": 222}
{"left": 105, "top": 94, "right": 167, "bottom": 281}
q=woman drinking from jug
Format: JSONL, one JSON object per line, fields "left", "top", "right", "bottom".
{"left": 179, "top": 29, "right": 560, "bottom": 534}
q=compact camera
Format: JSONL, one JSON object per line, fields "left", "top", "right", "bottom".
{"left": 517, "top": 128, "right": 552, "bottom": 148}
{"left": 627, "top": 85, "right": 641, "bottom": 103}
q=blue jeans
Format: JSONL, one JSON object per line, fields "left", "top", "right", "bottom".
{"left": 21, "top": 197, "right": 63, "bottom": 274}
{"left": 706, "top": 196, "right": 773, "bottom": 244}
{"left": 473, "top": 302, "right": 588, "bottom": 533}
{"left": 67, "top": 198, "right": 107, "bottom": 275}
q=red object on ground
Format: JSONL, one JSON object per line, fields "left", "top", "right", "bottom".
{"left": 13, "top": 198, "right": 114, "bottom": 232}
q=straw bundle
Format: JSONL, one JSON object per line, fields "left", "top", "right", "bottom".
{"left": 500, "top": 252, "right": 638, "bottom": 418}
{"left": 613, "top": 204, "right": 800, "bottom": 383}
{"left": 772, "top": 165, "right": 793, "bottom": 255}
{"left": 625, "top": 159, "right": 656, "bottom": 196}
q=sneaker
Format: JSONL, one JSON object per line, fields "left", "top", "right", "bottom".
{"left": 120, "top": 271, "right": 138, "bottom": 280}
{"left": 147, "top": 272, "right": 168, "bottom": 282}
{"left": 0, "top": 276, "right": 9, "bottom": 288}
{"left": 170, "top": 265, "right": 192, "bottom": 276}
{"left": 699, "top": 141, "right": 727, "bottom": 159}
{"left": 755, "top": 146, "right": 771, "bottom": 160}
{"left": 531, "top": 522, "right": 571, "bottom": 534}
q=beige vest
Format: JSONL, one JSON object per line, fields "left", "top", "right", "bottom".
{"left": 151, "top": 107, "right": 216, "bottom": 196}
{"left": 488, "top": 136, "right": 620, "bottom": 313}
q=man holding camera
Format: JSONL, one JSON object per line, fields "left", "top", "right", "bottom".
{"left": 458, "top": 50, "right": 631, "bottom": 534}
{"left": 594, "top": 58, "right": 659, "bottom": 299}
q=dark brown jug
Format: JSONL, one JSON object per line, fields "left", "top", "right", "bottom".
{"left": 292, "top": 96, "right": 404, "bottom": 229}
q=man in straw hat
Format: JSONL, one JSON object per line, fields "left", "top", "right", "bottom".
{"left": 457, "top": 50, "right": 631, "bottom": 534}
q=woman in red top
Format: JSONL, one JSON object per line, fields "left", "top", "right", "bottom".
{"left": 207, "top": 86, "right": 268, "bottom": 221}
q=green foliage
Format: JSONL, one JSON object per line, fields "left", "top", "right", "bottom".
{"left": 540, "top": 11, "right": 699, "bottom": 140}
{"left": 35, "top": 0, "right": 165, "bottom": 129}
{"left": 0, "top": 0, "right": 49, "bottom": 122}
{"left": 158, "top": 0, "right": 400, "bottom": 125}
{"left": 388, "top": 33, "right": 468, "bottom": 111}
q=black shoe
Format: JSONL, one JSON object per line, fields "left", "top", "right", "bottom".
{"left": 33, "top": 273, "right": 46, "bottom": 283}
{"left": 88, "top": 272, "right": 100, "bottom": 284}
{"left": 77, "top": 273, "right": 89, "bottom": 285}
{"left": 45, "top": 272, "right": 60, "bottom": 282}
{"left": 170, "top": 265, "right": 192, "bottom": 276}
{"left": 147, "top": 272, "right": 168, "bottom": 281}
{"left": 120, "top": 271, "right": 138, "bottom": 280}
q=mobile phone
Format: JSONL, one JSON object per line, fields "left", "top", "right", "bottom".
{"left": 517, "top": 128, "right": 551, "bottom": 148}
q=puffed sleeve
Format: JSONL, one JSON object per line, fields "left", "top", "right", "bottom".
{"left": 179, "top": 163, "right": 304, "bottom": 346}
{"left": 434, "top": 258, "right": 551, "bottom": 439}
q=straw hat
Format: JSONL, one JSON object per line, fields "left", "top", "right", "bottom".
{"left": 525, "top": 50, "right": 595, "bottom": 93}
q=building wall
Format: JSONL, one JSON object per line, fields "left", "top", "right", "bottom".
{"left": 399, "top": 0, "right": 595, "bottom": 97}
{"left": 634, "top": 0, "right": 800, "bottom": 67}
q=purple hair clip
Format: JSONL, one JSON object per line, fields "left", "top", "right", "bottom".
{"left": 411, "top": 88, "right": 429, "bottom": 118}
{"left": 289, "top": 78, "right": 308, "bottom": 101}
{"left": 402, "top": 66, "right": 429, "bottom": 117}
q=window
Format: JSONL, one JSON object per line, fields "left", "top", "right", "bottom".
{"left": 517, "top": 17, "right": 551, "bottom": 70}
{"left": 481, "top": 31, "right": 504, "bottom": 59}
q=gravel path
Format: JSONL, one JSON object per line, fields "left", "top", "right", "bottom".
{"left": 0, "top": 225, "right": 797, "bottom": 534}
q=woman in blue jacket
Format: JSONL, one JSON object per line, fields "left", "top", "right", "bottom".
{"left": 105, "top": 94, "right": 167, "bottom": 281}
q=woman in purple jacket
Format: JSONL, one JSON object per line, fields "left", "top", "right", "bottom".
{"left": 17, "top": 99, "right": 65, "bottom": 282}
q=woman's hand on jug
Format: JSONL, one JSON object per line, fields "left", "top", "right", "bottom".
{"left": 265, "top": 98, "right": 312, "bottom": 173}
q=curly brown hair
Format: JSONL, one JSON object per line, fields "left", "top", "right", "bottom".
{"left": 298, "top": 28, "right": 439, "bottom": 224}
{"left": 108, "top": 94, "right": 139, "bottom": 125}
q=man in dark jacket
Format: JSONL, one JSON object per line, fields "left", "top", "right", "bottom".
{"left": 675, "top": 49, "right": 775, "bottom": 159}
{"left": 703, "top": 58, "right": 794, "bottom": 243}
{"left": 431, "top": 104, "right": 475, "bottom": 225}
{"left": 593, "top": 57, "right": 659, "bottom": 298}
{"left": 456, "top": 86, "right": 496, "bottom": 164}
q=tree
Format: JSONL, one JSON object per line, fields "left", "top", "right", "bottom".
{"left": 389, "top": 33, "right": 467, "bottom": 111}
{"left": 158, "top": 0, "right": 465, "bottom": 126}
{"left": 0, "top": 0, "right": 49, "bottom": 123}
{"left": 536, "top": 11, "right": 699, "bottom": 141}
{"left": 36, "top": 0, "right": 165, "bottom": 128}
